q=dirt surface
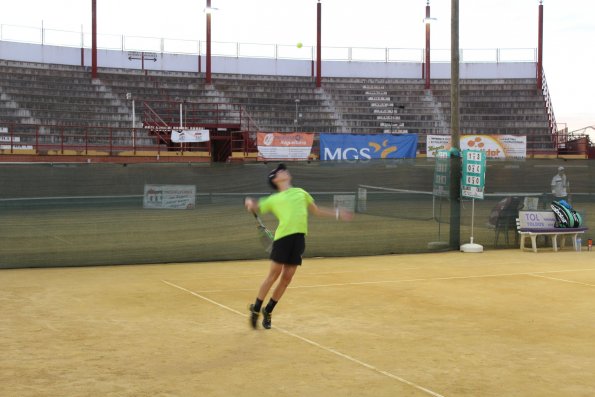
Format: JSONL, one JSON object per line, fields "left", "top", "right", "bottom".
{"left": 2, "top": 250, "right": 595, "bottom": 396}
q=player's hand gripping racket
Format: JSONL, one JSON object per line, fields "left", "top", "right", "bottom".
{"left": 252, "top": 212, "right": 274, "bottom": 253}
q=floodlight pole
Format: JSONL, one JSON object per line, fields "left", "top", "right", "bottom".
{"left": 424, "top": 1, "right": 431, "bottom": 90}
{"left": 537, "top": 0, "right": 544, "bottom": 91}
{"left": 206, "top": 0, "right": 212, "bottom": 84}
{"left": 450, "top": 0, "right": 461, "bottom": 249}
{"left": 316, "top": 0, "right": 322, "bottom": 88}
{"left": 91, "top": 0, "right": 97, "bottom": 78}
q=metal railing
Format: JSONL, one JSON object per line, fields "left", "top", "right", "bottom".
{"left": 0, "top": 122, "right": 580, "bottom": 159}
{"left": 0, "top": 23, "right": 536, "bottom": 63}
{"left": 0, "top": 123, "right": 168, "bottom": 155}
{"left": 540, "top": 68, "right": 558, "bottom": 147}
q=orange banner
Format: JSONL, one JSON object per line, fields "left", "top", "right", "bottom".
{"left": 257, "top": 132, "right": 314, "bottom": 161}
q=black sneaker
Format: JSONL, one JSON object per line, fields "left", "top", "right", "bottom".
{"left": 249, "top": 304, "right": 259, "bottom": 329}
{"left": 261, "top": 308, "right": 272, "bottom": 329}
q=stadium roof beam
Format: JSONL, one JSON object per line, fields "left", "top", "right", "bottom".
{"left": 91, "top": 0, "right": 97, "bottom": 79}
{"left": 205, "top": 0, "right": 213, "bottom": 84}
{"left": 537, "top": 0, "right": 544, "bottom": 91}
{"left": 423, "top": 1, "right": 437, "bottom": 90}
{"left": 316, "top": 0, "right": 322, "bottom": 88}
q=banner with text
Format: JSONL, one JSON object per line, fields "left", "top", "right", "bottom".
{"left": 426, "top": 135, "right": 526, "bottom": 159}
{"left": 171, "top": 129, "right": 210, "bottom": 143}
{"left": 143, "top": 184, "right": 196, "bottom": 210}
{"left": 320, "top": 133, "right": 418, "bottom": 160}
{"left": 257, "top": 132, "right": 314, "bottom": 161}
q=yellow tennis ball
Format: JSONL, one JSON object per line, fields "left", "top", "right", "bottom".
{"left": 297, "top": 42, "right": 303, "bottom": 48}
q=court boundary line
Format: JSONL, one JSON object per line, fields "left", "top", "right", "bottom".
{"left": 161, "top": 279, "right": 445, "bottom": 397}
{"left": 528, "top": 274, "right": 595, "bottom": 288}
{"left": 188, "top": 267, "right": 595, "bottom": 294}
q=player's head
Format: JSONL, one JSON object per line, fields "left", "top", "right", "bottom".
{"left": 268, "top": 163, "right": 289, "bottom": 190}
{"left": 558, "top": 166, "right": 565, "bottom": 174}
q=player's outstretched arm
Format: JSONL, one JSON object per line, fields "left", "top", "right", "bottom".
{"left": 308, "top": 203, "right": 353, "bottom": 221}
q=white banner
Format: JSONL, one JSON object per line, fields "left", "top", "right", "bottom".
{"left": 171, "top": 129, "right": 210, "bottom": 143}
{"left": 143, "top": 184, "right": 196, "bottom": 210}
{"left": 0, "top": 136, "right": 20, "bottom": 142}
{"left": 426, "top": 135, "right": 527, "bottom": 159}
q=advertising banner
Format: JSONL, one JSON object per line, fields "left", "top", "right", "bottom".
{"left": 143, "top": 184, "right": 196, "bottom": 210}
{"left": 320, "top": 133, "right": 417, "bottom": 160}
{"left": 257, "top": 132, "right": 314, "bottom": 161}
{"left": 171, "top": 129, "right": 210, "bottom": 143}
{"left": 426, "top": 135, "right": 526, "bottom": 159}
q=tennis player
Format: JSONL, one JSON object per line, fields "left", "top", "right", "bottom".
{"left": 244, "top": 163, "right": 353, "bottom": 329}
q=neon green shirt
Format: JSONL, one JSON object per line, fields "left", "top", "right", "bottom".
{"left": 259, "top": 187, "right": 314, "bottom": 240}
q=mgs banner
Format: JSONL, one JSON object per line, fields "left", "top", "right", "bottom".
{"left": 257, "top": 132, "right": 314, "bottom": 161}
{"left": 320, "top": 133, "right": 418, "bottom": 160}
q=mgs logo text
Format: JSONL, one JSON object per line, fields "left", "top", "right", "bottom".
{"left": 320, "top": 134, "right": 418, "bottom": 161}
{"left": 324, "top": 139, "right": 397, "bottom": 160}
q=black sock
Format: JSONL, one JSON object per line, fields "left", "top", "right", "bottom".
{"left": 253, "top": 298, "right": 263, "bottom": 312}
{"left": 265, "top": 298, "right": 278, "bottom": 314}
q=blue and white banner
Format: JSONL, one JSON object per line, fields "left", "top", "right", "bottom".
{"left": 320, "top": 134, "right": 417, "bottom": 160}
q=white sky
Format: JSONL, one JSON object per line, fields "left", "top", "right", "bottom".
{"left": 1, "top": 0, "right": 594, "bottom": 136}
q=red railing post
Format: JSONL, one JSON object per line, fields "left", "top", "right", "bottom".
{"left": 9, "top": 125, "right": 14, "bottom": 153}
{"left": 60, "top": 127, "right": 64, "bottom": 154}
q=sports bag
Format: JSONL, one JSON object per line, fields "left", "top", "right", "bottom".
{"left": 551, "top": 200, "right": 582, "bottom": 228}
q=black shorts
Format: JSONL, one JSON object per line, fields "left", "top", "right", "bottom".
{"left": 270, "top": 233, "right": 305, "bottom": 266}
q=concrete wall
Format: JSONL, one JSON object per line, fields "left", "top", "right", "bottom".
{"left": 0, "top": 40, "right": 536, "bottom": 79}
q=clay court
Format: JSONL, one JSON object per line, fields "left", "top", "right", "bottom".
{"left": 2, "top": 249, "right": 595, "bottom": 396}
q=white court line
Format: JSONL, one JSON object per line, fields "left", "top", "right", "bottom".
{"left": 528, "top": 274, "right": 595, "bottom": 288}
{"left": 52, "top": 235, "right": 73, "bottom": 245}
{"left": 167, "top": 267, "right": 422, "bottom": 284}
{"left": 283, "top": 267, "right": 595, "bottom": 290}
{"left": 162, "top": 279, "right": 445, "bottom": 397}
{"left": 192, "top": 267, "right": 595, "bottom": 294}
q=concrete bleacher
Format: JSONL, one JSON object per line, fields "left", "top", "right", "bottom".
{"left": 0, "top": 59, "right": 554, "bottom": 154}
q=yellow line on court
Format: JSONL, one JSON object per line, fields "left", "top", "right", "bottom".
{"left": 162, "top": 279, "right": 446, "bottom": 397}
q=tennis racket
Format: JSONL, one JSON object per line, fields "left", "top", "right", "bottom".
{"left": 252, "top": 212, "right": 274, "bottom": 253}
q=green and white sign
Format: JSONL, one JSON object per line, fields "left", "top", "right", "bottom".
{"left": 433, "top": 149, "right": 450, "bottom": 198}
{"left": 461, "top": 150, "right": 486, "bottom": 199}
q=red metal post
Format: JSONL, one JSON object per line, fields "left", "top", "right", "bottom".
{"left": 206, "top": 0, "right": 212, "bottom": 84}
{"left": 537, "top": 1, "right": 544, "bottom": 90}
{"left": 425, "top": 2, "right": 431, "bottom": 89}
{"left": 91, "top": 0, "right": 97, "bottom": 78}
{"left": 316, "top": 1, "right": 322, "bottom": 88}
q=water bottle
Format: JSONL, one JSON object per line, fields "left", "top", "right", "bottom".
{"left": 576, "top": 237, "right": 582, "bottom": 252}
